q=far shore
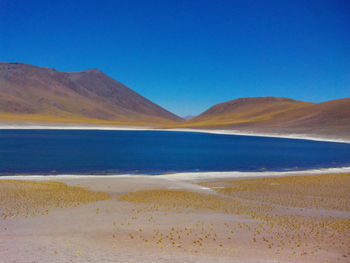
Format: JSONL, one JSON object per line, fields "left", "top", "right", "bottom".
{"left": 1, "top": 123, "right": 350, "bottom": 144}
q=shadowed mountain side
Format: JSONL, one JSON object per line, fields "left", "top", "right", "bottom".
{"left": 171, "top": 97, "right": 350, "bottom": 139}
{"left": 0, "top": 62, "right": 182, "bottom": 126}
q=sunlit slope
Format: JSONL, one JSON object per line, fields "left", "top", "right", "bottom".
{"left": 175, "top": 97, "right": 311, "bottom": 127}
{"left": 186, "top": 97, "right": 312, "bottom": 126}
{"left": 279, "top": 97, "right": 350, "bottom": 129}
{"left": 0, "top": 62, "right": 182, "bottom": 126}
{"left": 176, "top": 97, "right": 350, "bottom": 137}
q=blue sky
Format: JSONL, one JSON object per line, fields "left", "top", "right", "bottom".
{"left": 1, "top": 0, "right": 349, "bottom": 116}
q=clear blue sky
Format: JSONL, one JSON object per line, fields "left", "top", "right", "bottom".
{"left": 1, "top": 0, "right": 349, "bottom": 116}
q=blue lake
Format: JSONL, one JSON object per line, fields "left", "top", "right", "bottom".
{"left": 0, "top": 129, "right": 350, "bottom": 175}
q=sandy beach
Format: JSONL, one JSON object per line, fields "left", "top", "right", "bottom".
{"left": 1, "top": 169, "right": 349, "bottom": 263}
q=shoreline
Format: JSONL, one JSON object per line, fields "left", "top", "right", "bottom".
{"left": 1, "top": 124, "right": 349, "bottom": 181}
{"left": 1, "top": 166, "right": 350, "bottom": 182}
{"left": 1, "top": 123, "right": 350, "bottom": 144}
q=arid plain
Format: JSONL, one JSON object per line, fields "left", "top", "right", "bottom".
{"left": 1, "top": 171, "right": 349, "bottom": 263}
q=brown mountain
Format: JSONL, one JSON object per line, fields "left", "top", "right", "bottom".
{"left": 177, "top": 97, "right": 350, "bottom": 139}
{"left": 1, "top": 63, "right": 348, "bottom": 138}
{"left": 0, "top": 62, "right": 182, "bottom": 126}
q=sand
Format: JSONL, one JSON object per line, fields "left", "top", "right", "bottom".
{"left": 1, "top": 171, "right": 349, "bottom": 263}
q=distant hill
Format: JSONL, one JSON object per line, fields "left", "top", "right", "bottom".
{"left": 1, "top": 63, "right": 348, "bottom": 139}
{"left": 0, "top": 62, "right": 182, "bottom": 126}
{"left": 176, "top": 97, "right": 350, "bottom": 139}
{"left": 182, "top": 115, "right": 195, "bottom": 120}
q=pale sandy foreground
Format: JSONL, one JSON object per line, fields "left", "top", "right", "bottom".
{"left": 0, "top": 171, "right": 349, "bottom": 263}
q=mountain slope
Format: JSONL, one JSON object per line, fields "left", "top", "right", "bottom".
{"left": 177, "top": 97, "right": 350, "bottom": 138}
{"left": 188, "top": 97, "right": 312, "bottom": 126}
{"left": 0, "top": 62, "right": 182, "bottom": 126}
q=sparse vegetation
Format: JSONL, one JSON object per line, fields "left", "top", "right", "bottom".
{"left": 201, "top": 173, "right": 350, "bottom": 211}
{"left": 0, "top": 180, "right": 110, "bottom": 219}
{"left": 1, "top": 174, "right": 349, "bottom": 262}
{"left": 117, "top": 174, "right": 350, "bottom": 262}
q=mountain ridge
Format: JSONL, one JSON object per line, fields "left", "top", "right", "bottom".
{"left": 0, "top": 62, "right": 182, "bottom": 126}
{"left": 1, "top": 62, "right": 349, "bottom": 139}
{"left": 175, "top": 96, "right": 350, "bottom": 139}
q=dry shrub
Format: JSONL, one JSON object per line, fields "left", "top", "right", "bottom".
{"left": 0, "top": 180, "right": 110, "bottom": 219}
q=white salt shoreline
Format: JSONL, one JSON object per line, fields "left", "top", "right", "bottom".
{"left": 0, "top": 123, "right": 349, "bottom": 144}
{"left": 1, "top": 166, "right": 349, "bottom": 182}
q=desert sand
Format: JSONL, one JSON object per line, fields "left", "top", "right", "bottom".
{"left": 1, "top": 170, "right": 349, "bottom": 263}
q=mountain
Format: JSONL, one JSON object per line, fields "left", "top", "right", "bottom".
{"left": 0, "top": 62, "right": 182, "bottom": 126}
{"left": 1, "top": 63, "right": 348, "bottom": 138}
{"left": 182, "top": 115, "right": 195, "bottom": 120}
{"left": 177, "top": 97, "right": 350, "bottom": 138}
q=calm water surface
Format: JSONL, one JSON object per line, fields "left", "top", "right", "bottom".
{"left": 1, "top": 129, "right": 350, "bottom": 175}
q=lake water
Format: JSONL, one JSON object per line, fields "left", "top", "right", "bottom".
{"left": 1, "top": 129, "right": 350, "bottom": 175}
